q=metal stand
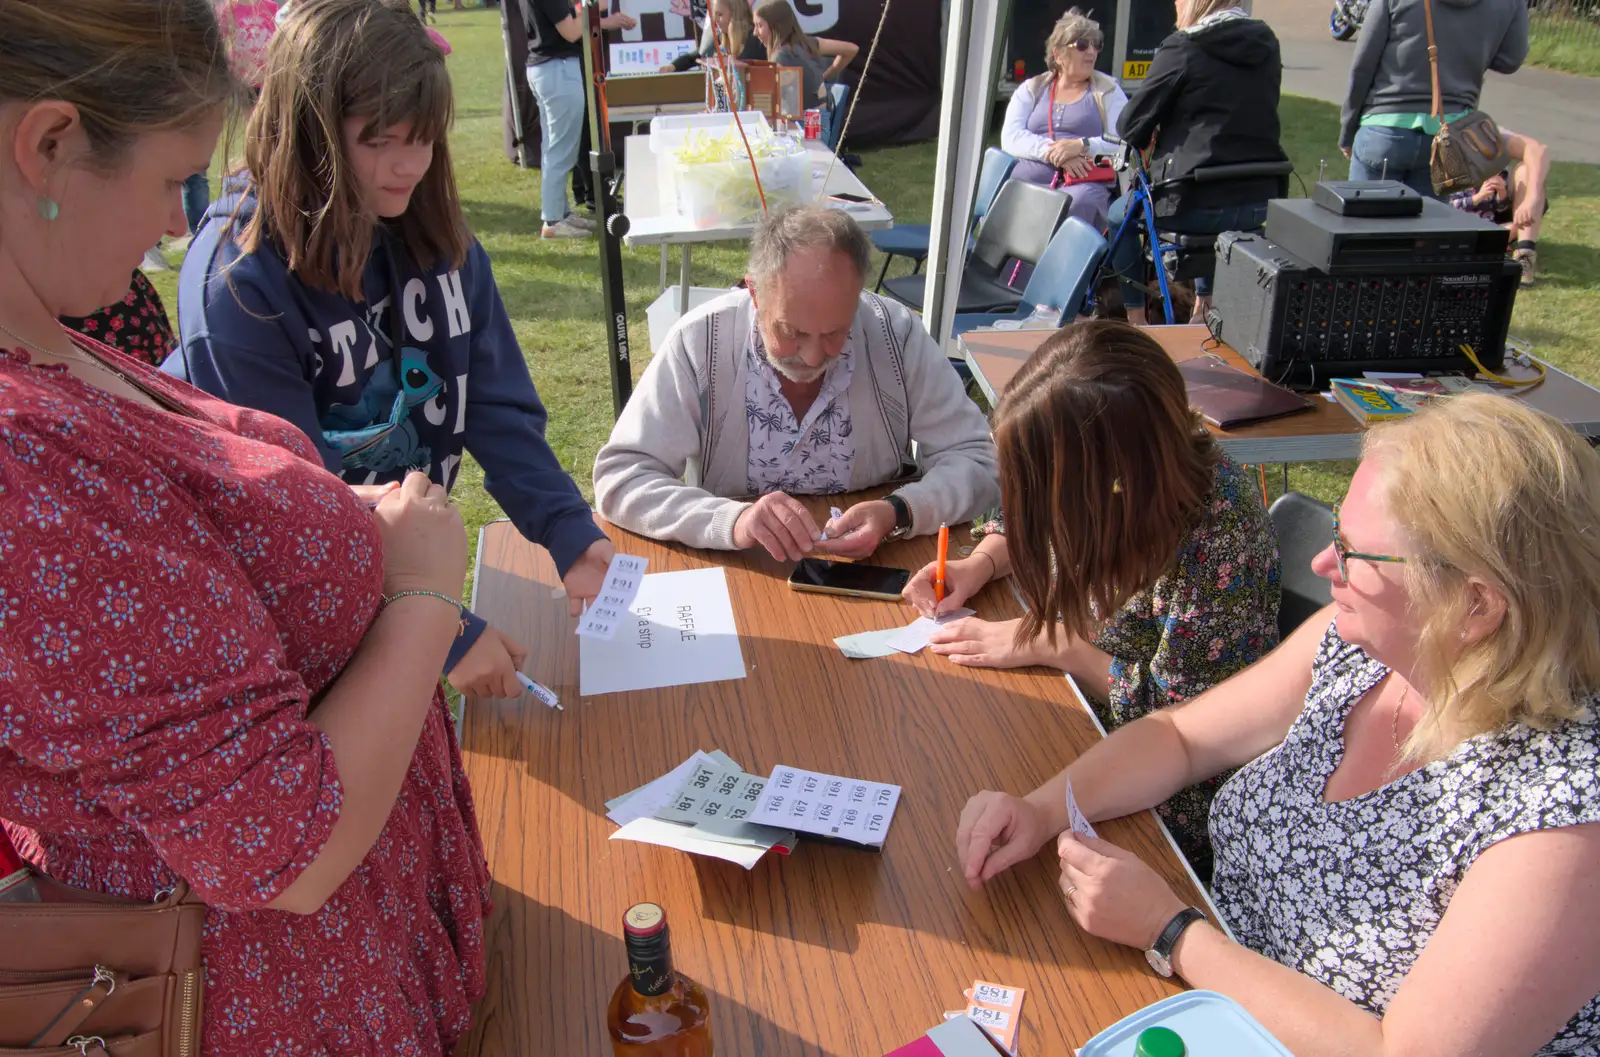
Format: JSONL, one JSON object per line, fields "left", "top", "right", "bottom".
{"left": 579, "top": 0, "right": 633, "bottom": 418}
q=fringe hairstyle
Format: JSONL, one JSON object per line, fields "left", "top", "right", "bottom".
{"left": 1364, "top": 394, "right": 1600, "bottom": 761}
{"left": 993, "top": 321, "right": 1218, "bottom": 649}
{"left": 236, "top": 0, "right": 468, "bottom": 300}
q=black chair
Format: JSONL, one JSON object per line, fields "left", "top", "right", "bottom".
{"left": 1152, "top": 160, "right": 1295, "bottom": 287}
{"left": 881, "top": 180, "right": 1073, "bottom": 316}
{"left": 1268, "top": 491, "right": 1335, "bottom": 641}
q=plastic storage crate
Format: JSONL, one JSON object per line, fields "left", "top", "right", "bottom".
{"left": 648, "top": 112, "right": 812, "bottom": 228}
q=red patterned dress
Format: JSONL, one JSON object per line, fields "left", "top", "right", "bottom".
{"left": 0, "top": 336, "right": 490, "bottom": 1055}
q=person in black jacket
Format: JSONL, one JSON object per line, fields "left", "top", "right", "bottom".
{"left": 1104, "top": 0, "right": 1289, "bottom": 325}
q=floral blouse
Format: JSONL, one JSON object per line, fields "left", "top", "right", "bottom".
{"left": 744, "top": 323, "right": 856, "bottom": 496}
{"left": 57, "top": 270, "right": 176, "bottom": 367}
{"left": 0, "top": 338, "right": 489, "bottom": 1054}
{"left": 1211, "top": 623, "right": 1600, "bottom": 1052}
{"left": 986, "top": 453, "right": 1281, "bottom": 878}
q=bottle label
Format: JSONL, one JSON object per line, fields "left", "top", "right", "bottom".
{"left": 629, "top": 952, "right": 672, "bottom": 997}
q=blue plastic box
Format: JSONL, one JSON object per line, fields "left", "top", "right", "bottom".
{"left": 1079, "top": 991, "right": 1295, "bottom": 1056}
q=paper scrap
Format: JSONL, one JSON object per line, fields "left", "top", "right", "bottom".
{"left": 516, "top": 672, "right": 563, "bottom": 710}
{"left": 833, "top": 627, "right": 904, "bottom": 659}
{"left": 1065, "top": 778, "right": 1098, "bottom": 840}
{"left": 751, "top": 765, "right": 901, "bottom": 848}
{"left": 579, "top": 567, "right": 746, "bottom": 696}
{"left": 961, "top": 980, "right": 1026, "bottom": 1056}
{"left": 575, "top": 553, "right": 649, "bottom": 639}
{"left": 885, "top": 608, "right": 975, "bottom": 654}
{"left": 818, "top": 505, "right": 845, "bottom": 542}
{"left": 608, "top": 817, "right": 770, "bottom": 869}
{"left": 605, "top": 750, "right": 720, "bottom": 826}
{"left": 655, "top": 759, "right": 768, "bottom": 825}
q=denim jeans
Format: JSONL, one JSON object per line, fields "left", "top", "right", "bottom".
{"left": 181, "top": 172, "right": 210, "bottom": 234}
{"left": 1106, "top": 197, "right": 1269, "bottom": 308}
{"left": 526, "top": 57, "right": 585, "bottom": 224}
{"left": 1348, "top": 124, "right": 1436, "bottom": 199}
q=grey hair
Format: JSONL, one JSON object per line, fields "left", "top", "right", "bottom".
{"left": 1044, "top": 8, "right": 1104, "bottom": 76}
{"left": 747, "top": 205, "right": 872, "bottom": 286}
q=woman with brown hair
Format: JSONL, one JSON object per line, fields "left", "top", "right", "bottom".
{"left": 905, "top": 321, "right": 1279, "bottom": 876}
{"left": 1, "top": 0, "right": 490, "bottom": 1051}
{"left": 169, "top": 0, "right": 615, "bottom": 702}
{"left": 752, "top": 0, "right": 858, "bottom": 107}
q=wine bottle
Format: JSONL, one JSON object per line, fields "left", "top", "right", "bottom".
{"left": 607, "top": 902, "right": 713, "bottom": 1056}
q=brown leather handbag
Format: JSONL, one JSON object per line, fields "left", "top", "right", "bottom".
{"left": 1422, "top": 0, "right": 1511, "bottom": 196}
{"left": 0, "top": 830, "right": 205, "bottom": 1057}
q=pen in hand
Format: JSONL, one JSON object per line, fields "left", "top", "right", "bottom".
{"left": 935, "top": 523, "right": 949, "bottom": 605}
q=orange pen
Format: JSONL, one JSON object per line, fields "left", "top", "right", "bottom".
{"left": 935, "top": 523, "right": 949, "bottom": 605}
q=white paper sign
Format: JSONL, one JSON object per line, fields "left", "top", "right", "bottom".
{"left": 750, "top": 765, "right": 901, "bottom": 847}
{"left": 575, "top": 554, "right": 650, "bottom": 639}
{"left": 579, "top": 568, "right": 746, "bottom": 696}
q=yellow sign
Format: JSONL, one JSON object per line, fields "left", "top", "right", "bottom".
{"left": 1123, "top": 60, "right": 1151, "bottom": 79}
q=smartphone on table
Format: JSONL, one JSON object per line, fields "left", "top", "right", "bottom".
{"left": 788, "top": 558, "right": 911, "bottom": 602}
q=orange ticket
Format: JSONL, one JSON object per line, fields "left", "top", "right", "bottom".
{"left": 961, "top": 980, "right": 1025, "bottom": 1055}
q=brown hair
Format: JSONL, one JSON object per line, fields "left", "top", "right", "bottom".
{"left": 994, "top": 320, "right": 1218, "bottom": 648}
{"left": 236, "top": 0, "right": 468, "bottom": 300}
{"left": 1364, "top": 395, "right": 1600, "bottom": 761}
{"left": 753, "top": 0, "right": 818, "bottom": 57}
{"left": 0, "top": 0, "right": 236, "bottom": 167}
{"left": 713, "top": 0, "right": 755, "bottom": 62}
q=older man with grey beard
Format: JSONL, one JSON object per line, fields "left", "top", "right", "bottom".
{"left": 594, "top": 206, "right": 998, "bottom": 562}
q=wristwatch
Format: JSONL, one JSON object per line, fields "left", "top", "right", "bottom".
{"left": 1144, "top": 907, "right": 1205, "bottom": 978}
{"left": 884, "top": 492, "right": 914, "bottom": 541}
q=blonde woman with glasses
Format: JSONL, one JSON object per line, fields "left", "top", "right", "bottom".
{"left": 959, "top": 394, "right": 1600, "bottom": 1055}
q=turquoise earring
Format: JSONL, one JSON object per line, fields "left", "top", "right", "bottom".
{"left": 38, "top": 197, "right": 59, "bottom": 221}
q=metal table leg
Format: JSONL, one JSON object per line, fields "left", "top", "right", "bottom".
{"left": 659, "top": 245, "right": 668, "bottom": 294}
{"left": 678, "top": 245, "right": 692, "bottom": 316}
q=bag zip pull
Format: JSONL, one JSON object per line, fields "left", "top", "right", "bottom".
{"left": 66, "top": 1037, "right": 112, "bottom": 1057}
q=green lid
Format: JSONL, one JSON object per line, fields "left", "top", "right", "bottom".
{"left": 1134, "top": 1026, "right": 1186, "bottom": 1057}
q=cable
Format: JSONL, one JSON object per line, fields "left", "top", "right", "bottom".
{"left": 1460, "top": 342, "right": 1546, "bottom": 389}
{"left": 818, "top": 0, "right": 893, "bottom": 192}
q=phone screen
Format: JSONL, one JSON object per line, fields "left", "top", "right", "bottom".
{"left": 828, "top": 192, "right": 871, "bottom": 204}
{"left": 789, "top": 558, "right": 910, "bottom": 597}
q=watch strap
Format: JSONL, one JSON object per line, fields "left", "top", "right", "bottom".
{"left": 1151, "top": 906, "right": 1205, "bottom": 960}
{"left": 884, "top": 492, "right": 913, "bottom": 534}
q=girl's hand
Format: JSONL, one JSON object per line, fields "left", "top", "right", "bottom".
{"left": 561, "top": 537, "right": 616, "bottom": 618}
{"left": 372, "top": 472, "right": 467, "bottom": 598}
{"left": 903, "top": 555, "right": 991, "bottom": 618}
{"left": 1056, "top": 832, "right": 1188, "bottom": 951}
{"left": 928, "top": 616, "right": 1049, "bottom": 669}
{"left": 446, "top": 625, "right": 530, "bottom": 700}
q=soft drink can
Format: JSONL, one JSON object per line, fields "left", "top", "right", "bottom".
{"left": 803, "top": 109, "right": 822, "bottom": 140}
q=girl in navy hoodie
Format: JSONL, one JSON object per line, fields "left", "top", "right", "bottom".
{"left": 169, "top": 0, "right": 613, "bottom": 698}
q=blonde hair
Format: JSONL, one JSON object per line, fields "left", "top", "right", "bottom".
{"left": 712, "top": 0, "right": 754, "bottom": 61}
{"left": 1044, "top": 9, "right": 1104, "bottom": 77}
{"left": 1180, "top": 0, "right": 1247, "bottom": 28}
{"left": 1365, "top": 394, "right": 1600, "bottom": 760}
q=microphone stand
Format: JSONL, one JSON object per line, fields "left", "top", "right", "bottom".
{"left": 578, "top": 0, "right": 632, "bottom": 417}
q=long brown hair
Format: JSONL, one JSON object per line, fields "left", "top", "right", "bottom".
{"left": 0, "top": 0, "right": 237, "bottom": 166}
{"left": 236, "top": 0, "right": 468, "bottom": 299}
{"left": 753, "top": 0, "right": 818, "bottom": 56}
{"left": 994, "top": 321, "right": 1218, "bottom": 648}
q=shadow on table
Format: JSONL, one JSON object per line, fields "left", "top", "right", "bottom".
{"left": 459, "top": 886, "right": 850, "bottom": 1057}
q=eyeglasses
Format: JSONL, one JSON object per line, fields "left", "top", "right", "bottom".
{"left": 1330, "top": 503, "right": 1407, "bottom": 582}
{"left": 1060, "top": 39, "right": 1100, "bottom": 53}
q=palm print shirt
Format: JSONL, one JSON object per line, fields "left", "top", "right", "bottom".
{"left": 1211, "top": 622, "right": 1600, "bottom": 1053}
{"left": 744, "top": 322, "right": 856, "bottom": 496}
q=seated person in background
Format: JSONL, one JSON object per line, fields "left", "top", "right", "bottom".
{"left": 58, "top": 269, "right": 176, "bottom": 367}
{"left": 1446, "top": 127, "right": 1549, "bottom": 287}
{"left": 753, "top": 0, "right": 857, "bottom": 108}
{"left": 1000, "top": 8, "right": 1127, "bottom": 229}
{"left": 594, "top": 206, "right": 999, "bottom": 562}
{"left": 663, "top": 0, "right": 763, "bottom": 71}
{"left": 1107, "top": 0, "right": 1289, "bottom": 324}
{"left": 958, "top": 394, "right": 1600, "bottom": 1055}
{"left": 906, "top": 321, "right": 1279, "bottom": 878}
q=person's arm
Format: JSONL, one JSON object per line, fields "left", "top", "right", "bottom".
{"left": 460, "top": 245, "right": 605, "bottom": 577}
{"left": 1340, "top": 0, "right": 1389, "bottom": 150}
{"left": 592, "top": 322, "right": 752, "bottom": 548}
{"left": 1144, "top": 822, "right": 1600, "bottom": 1055}
{"left": 1000, "top": 79, "right": 1054, "bottom": 162}
{"left": 1116, "top": 38, "right": 1184, "bottom": 152}
{"left": 878, "top": 302, "right": 1000, "bottom": 534}
{"left": 813, "top": 37, "right": 858, "bottom": 80}
{"left": 1489, "top": 0, "right": 1529, "bottom": 74}
{"left": 547, "top": 0, "right": 582, "bottom": 42}
{"left": 1089, "top": 84, "right": 1129, "bottom": 158}
{"left": 1506, "top": 131, "right": 1551, "bottom": 222}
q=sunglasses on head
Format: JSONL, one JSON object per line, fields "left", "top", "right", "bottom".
{"left": 1061, "top": 38, "right": 1099, "bottom": 53}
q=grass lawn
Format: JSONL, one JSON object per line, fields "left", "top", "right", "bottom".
{"left": 1527, "top": 17, "right": 1600, "bottom": 78}
{"left": 149, "top": 7, "right": 1600, "bottom": 589}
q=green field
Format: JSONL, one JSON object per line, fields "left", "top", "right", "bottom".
{"left": 1528, "top": 16, "right": 1600, "bottom": 78}
{"left": 149, "top": 6, "right": 1600, "bottom": 576}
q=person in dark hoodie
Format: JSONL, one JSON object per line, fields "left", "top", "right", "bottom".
{"left": 1104, "top": 0, "right": 1289, "bottom": 326}
{"left": 167, "top": 0, "right": 615, "bottom": 700}
{"left": 1341, "top": 0, "right": 1527, "bottom": 199}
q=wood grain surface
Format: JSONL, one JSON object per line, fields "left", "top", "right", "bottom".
{"left": 961, "top": 324, "right": 1366, "bottom": 444}
{"left": 458, "top": 506, "right": 1209, "bottom": 1057}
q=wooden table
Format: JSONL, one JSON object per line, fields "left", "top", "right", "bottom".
{"left": 959, "top": 324, "right": 1600, "bottom": 465}
{"left": 458, "top": 512, "right": 1212, "bottom": 1057}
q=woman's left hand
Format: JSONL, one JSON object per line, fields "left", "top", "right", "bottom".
{"left": 1056, "top": 832, "right": 1188, "bottom": 951}
{"left": 928, "top": 616, "right": 1049, "bottom": 669}
{"left": 562, "top": 537, "right": 617, "bottom": 617}
{"left": 1058, "top": 155, "right": 1095, "bottom": 180}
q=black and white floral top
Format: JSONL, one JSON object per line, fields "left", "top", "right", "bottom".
{"left": 1210, "top": 622, "right": 1600, "bottom": 1053}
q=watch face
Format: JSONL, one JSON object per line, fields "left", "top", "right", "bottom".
{"left": 1145, "top": 948, "right": 1173, "bottom": 978}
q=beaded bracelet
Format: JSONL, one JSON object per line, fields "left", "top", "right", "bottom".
{"left": 381, "top": 589, "right": 467, "bottom": 636}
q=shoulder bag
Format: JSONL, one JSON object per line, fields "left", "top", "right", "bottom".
{"left": 1423, "top": 0, "right": 1511, "bottom": 196}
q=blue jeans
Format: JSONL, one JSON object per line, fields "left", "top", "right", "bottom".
{"left": 526, "top": 57, "right": 585, "bottom": 224}
{"left": 181, "top": 172, "right": 210, "bottom": 234}
{"left": 1348, "top": 125, "right": 1436, "bottom": 199}
{"left": 1106, "top": 197, "right": 1269, "bottom": 308}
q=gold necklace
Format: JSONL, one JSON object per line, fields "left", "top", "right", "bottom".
{"left": 0, "top": 317, "right": 172, "bottom": 407}
{"left": 1391, "top": 682, "right": 1410, "bottom": 747}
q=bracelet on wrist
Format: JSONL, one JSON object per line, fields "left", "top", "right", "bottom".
{"left": 972, "top": 549, "right": 999, "bottom": 582}
{"left": 381, "top": 589, "right": 467, "bottom": 637}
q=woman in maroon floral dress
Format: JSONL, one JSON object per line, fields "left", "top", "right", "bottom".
{"left": 0, "top": 1, "right": 491, "bottom": 1053}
